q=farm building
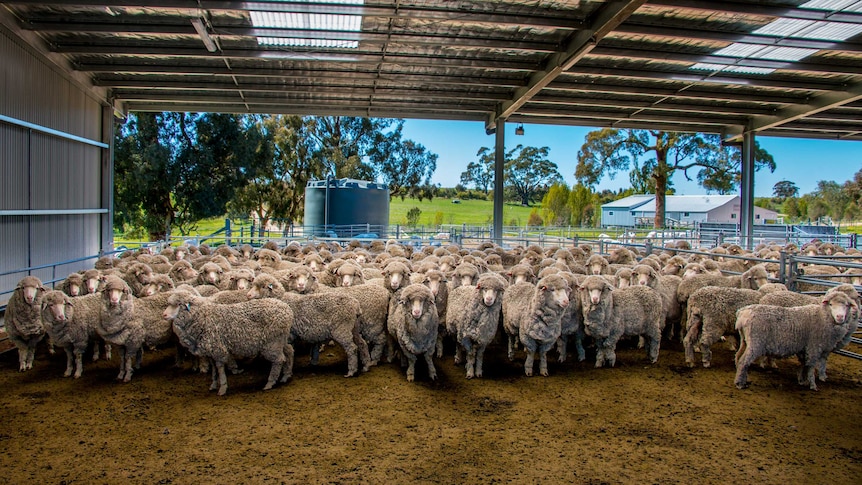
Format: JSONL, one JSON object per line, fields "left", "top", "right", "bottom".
{"left": 602, "top": 195, "right": 778, "bottom": 228}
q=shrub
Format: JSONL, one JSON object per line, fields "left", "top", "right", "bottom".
{"left": 527, "top": 208, "right": 543, "bottom": 227}
{"left": 406, "top": 207, "right": 422, "bottom": 226}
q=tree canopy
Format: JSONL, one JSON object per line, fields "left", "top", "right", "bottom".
{"left": 575, "top": 129, "right": 775, "bottom": 228}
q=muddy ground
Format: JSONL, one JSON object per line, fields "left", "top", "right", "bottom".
{"left": 1, "top": 337, "right": 860, "bottom": 484}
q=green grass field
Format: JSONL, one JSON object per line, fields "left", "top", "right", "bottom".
{"left": 389, "top": 196, "right": 534, "bottom": 226}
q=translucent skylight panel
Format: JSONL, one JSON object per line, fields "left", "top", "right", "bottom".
{"left": 688, "top": 63, "right": 775, "bottom": 75}
{"left": 250, "top": 12, "right": 361, "bottom": 31}
{"left": 723, "top": 66, "right": 777, "bottom": 75}
{"left": 754, "top": 18, "right": 816, "bottom": 37}
{"left": 257, "top": 37, "right": 359, "bottom": 48}
{"left": 754, "top": 18, "right": 862, "bottom": 41}
{"left": 249, "top": 0, "right": 364, "bottom": 49}
{"left": 714, "top": 43, "right": 764, "bottom": 58}
{"left": 800, "top": 0, "right": 859, "bottom": 10}
{"left": 750, "top": 46, "right": 819, "bottom": 61}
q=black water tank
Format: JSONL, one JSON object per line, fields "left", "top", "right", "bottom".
{"left": 304, "top": 178, "right": 389, "bottom": 237}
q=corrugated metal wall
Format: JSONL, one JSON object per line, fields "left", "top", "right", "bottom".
{"left": 0, "top": 29, "right": 107, "bottom": 304}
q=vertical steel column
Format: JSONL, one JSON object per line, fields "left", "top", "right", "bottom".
{"left": 100, "top": 105, "right": 115, "bottom": 255}
{"left": 493, "top": 118, "right": 505, "bottom": 245}
{"left": 740, "top": 130, "right": 755, "bottom": 250}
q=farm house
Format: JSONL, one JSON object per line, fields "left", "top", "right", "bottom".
{"left": 602, "top": 195, "right": 779, "bottom": 228}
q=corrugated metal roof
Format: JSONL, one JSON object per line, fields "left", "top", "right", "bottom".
{"left": 0, "top": 0, "right": 860, "bottom": 140}
{"left": 602, "top": 194, "right": 655, "bottom": 209}
{"left": 629, "top": 194, "right": 738, "bottom": 213}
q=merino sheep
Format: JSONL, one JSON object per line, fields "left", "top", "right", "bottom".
{"left": 40, "top": 291, "right": 106, "bottom": 378}
{"left": 60, "top": 273, "right": 85, "bottom": 297}
{"left": 734, "top": 292, "right": 859, "bottom": 390}
{"left": 556, "top": 272, "right": 585, "bottom": 363}
{"left": 683, "top": 287, "right": 765, "bottom": 368}
{"left": 163, "top": 290, "right": 295, "bottom": 395}
{"left": 420, "top": 269, "right": 450, "bottom": 358}
{"left": 122, "top": 262, "right": 154, "bottom": 297}
{"left": 387, "top": 284, "right": 439, "bottom": 382}
{"left": 169, "top": 260, "right": 199, "bottom": 285}
{"left": 98, "top": 275, "right": 145, "bottom": 382}
{"left": 506, "top": 264, "right": 536, "bottom": 285}
{"left": 519, "top": 274, "right": 570, "bottom": 376}
{"left": 450, "top": 273, "right": 508, "bottom": 379}
{"left": 579, "top": 275, "right": 663, "bottom": 368}
{"left": 631, "top": 264, "right": 683, "bottom": 338}
{"left": 5, "top": 276, "right": 48, "bottom": 371}
{"left": 585, "top": 254, "right": 610, "bottom": 275}
{"left": 502, "top": 281, "right": 536, "bottom": 361}
{"left": 247, "top": 274, "right": 370, "bottom": 377}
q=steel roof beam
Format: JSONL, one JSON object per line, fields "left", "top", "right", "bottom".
{"left": 730, "top": 80, "right": 862, "bottom": 141}
{"left": 650, "top": 0, "right": 862, "bottom": 24}
{"left": 487, "top": 0, "right": 646, "bottom": 131}
{"left": 6, "top": 0, "right": 586, "bottom": 29}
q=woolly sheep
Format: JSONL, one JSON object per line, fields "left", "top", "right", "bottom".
{"left": 5, "top": 276, "right": 48, "bottom": 371}
{"left": 60, "top": 273, "right": 85, "bottom": 297}
{"left": 556, "top": 272, "right": 585, "bottom": 363}
{"left": 450, "top": 273, "right": 507, "bottom": 379}
{"left": 419, "top": 269, "right": 450, "bottom": 358}
{"left": 98, "top": 275, "right": 145, "bottom": 382}
{"left": 122, "top": 262, "right": 154, "bottom": 297}
{"left": 631, "top": 264, "right": 683, "bottom": 338}
{"left": 40, "top": 291, "right": 106, "bottom": 378}
{"left": 169, "top": 260, "right": 198, "bottom": 285}
{"left": 246, "top": 274, "right": 370, "bottom": 377}
{"left": 197, "top": 262, "right": 225, "bottom": 288}
{"left": 451, "top": 262, "right": 480, "bottom": 289}
{"left": 519, "top": 274, "right": 570, "bottom": 376}
{"left": 506, "top": 264, "right": 536, "bottom": 285}
{"left": 586, "top": 254, "right": 610, "bottom": 275}
{"left": 82, "top": 269, "right": 104, "bottom": 294}
{"left": 502, "top": 281, "right": 535, "bottom": 361}
{"left": 683, "top": 287, "right": 765, "bottom": 368}
{"left": 387, "top": 284, "right": 439, "bottom": 382}
{"left": 163, "top": 290, "right": 295, "bottom": 395}
{"left": 381, "top": 261, "right": 412, "bottom": 293}
{"left": 734, "top": 291, "right": 859, "bottom": 391}
{"left": 579, "top": 275, "right": 663, "bottom": 368}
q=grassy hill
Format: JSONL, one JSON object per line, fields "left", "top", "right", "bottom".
{"left": 389, "top": 196, "right": 534, "bottom": 226}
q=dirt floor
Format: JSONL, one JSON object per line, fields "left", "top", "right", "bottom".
{"left": 1, "top": 336, "right": 860, "bottom": 484}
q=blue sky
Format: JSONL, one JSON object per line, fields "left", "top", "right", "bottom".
{"left": 400, "top": 119, "right": 861, "bottom": 198}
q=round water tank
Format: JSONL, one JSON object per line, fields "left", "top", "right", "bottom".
{"left": 304, "top": 178, "right": 389, "bottom": 237}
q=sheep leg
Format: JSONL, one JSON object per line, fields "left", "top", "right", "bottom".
{"left": 405, "top": 352, "right": 418, "bottom": 382}
{"left": 73, "top": 347, "right": 85, "bottom": 379}
{"left": 209, "top": 361, "right": 219, "bottom": 391}
{"left": 263, "top": 358, "right": 284, "bottom": 392}
{"left": 215, "top": 361, "right": 229, "bottom": 396}
{"left": 352, "top": 322, "right": 371, "bottom": 373}
{"left": 310, "top": 345, "right": 320, "bottom": 366}
{"left": 280, "top": 344, "right": 295, "bottom": 383}
{"left": 9, "top": 337, "right": 27, "bottom": 372}
{"left": 435, "top": 333, "right": 445, "bottom": 359}
{"left": 475, "top": 344, "right": 488, "bottom": 379}
{"left": 91, "top": 339, "right": 101, "bottom": 362}
{"left": 816, "top": 358, "right": 828, "bottom": 382}
{"left": 574, "top": 329, "right": 586, "bottom": 362}
{"left": 507, "top": 334, "right": 516, "bottom": 361}
{"left": 333, "top": 332, "right": 359, "bottom": 377}
{"left": 463, "top": 339, "right": 476, "bottom": 379}
{"left": 556, "top": 336, "right": 567, "bottom": 363}
{"left": 116, "top": 346, "right": 128, "bottom": 381}
{"left": 597, "top": 337, "right": 618, "bottom": 368}
{"left": 734, "top": 349, "right": 757, "bottom": 389}
{"left": 423, "top": 352, "right": 437, "bottom": 381}
{"left": 539, "top": 350, "right": 549, "bottom": 377}
{"left": 646, "top": 333, "right": 661, "bottom": 364}
{"left": 683, "top": 314, "right": 702, "bottom": 367}
{"left": 369, "top": 332, "right": 387, "bottom": 366}
{"left": 524, "top": 351, "right": 535, "bottom": 376}
{"left": 26, "top": 338, "right": 41, "bottom": 370}
{"left": 63, "top": 346, "right": 75, "bottom": 378}
{"left": 134, "top": 347, "right": 143, "bottom": 370}
{"left": 122, "top": 348, "right": 137, "bottom": 382}
{"left": 454, "top": 343, "right": 464, "bottom": 365}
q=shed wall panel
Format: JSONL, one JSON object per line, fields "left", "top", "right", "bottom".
{"left": 1, "top": 29, "right": 107, "bottom": 307}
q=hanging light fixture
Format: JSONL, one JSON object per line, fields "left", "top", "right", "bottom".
{"left": 515, "top": 123, "right": 525, "bottom": 136}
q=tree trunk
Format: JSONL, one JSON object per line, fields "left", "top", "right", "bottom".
{"left": 653, "top": 160, "right": 668, "bottom": 229}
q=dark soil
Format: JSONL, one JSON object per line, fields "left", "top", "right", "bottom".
{"left": 1, "top": 338, "right": 861, "bottom": 484}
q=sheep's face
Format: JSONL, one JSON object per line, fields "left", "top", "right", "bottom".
{"left": 42, "top": 293, "right": 71, "bottom": 323}
{"left": 460, "top": 274, "right": 474, "bottom": 287}
{"left": 387, "top": 271, "right": 405, "bottom": 291}
{"left": 424, "top": 275, "right": 445, "bottom": 296}
{"left": 513, "top": 273, "right": 529, "bottom": 285}
{"left": 588, "top": 261, "right": 604, "bottom": 276}
{"left": 289, "top": 272, "right": 310, "bottom": 292}
{"left": 823, "top": 296, "right": 855, "bottom": 324}
{"left": 478, "top": 286, "right": 499, "bottom": 307}
{"left": 617, "top": 277, "right": 630, "bottom": 289}
{"left": 85, "top": 277, "right": 100, "bottom": 294}
{"left": 175, "top": 249, "right": 186, "bottom": 261}
{"left": 683, "top": 266, "right": 704, "bottom": 279}
{"left": 19, "top": 282, "right": 44, "bottom": 305}
{"left": 409, "top": 297, "right": 427, "bottom": 319}
{"left": 105, "top": 286, "right": 128, "bottom": 306}
{"left": 541, "top": 285, "right": 569, "bottom": 309}
{"left": 140, "top": 283, "right": 158, "bottom": 297}
{"left": 232, "top": 275, "right": 252, "bottom": 290}
{"left": 306, "top": 260, "right": 320, "bottom": 271}
{"left": 67, "top": 282, "right": 81, "bottom": 297}
{"left": 583, "top": 284, "right": 608, "bottom": 306}
{"left": 202, "top": 266, "right": 222, "bottom": 285}
{"left": 635, "top": 271, "right": 655, "bottom": 287}
{"left": 162, "top": 302, "right": 183, "bottom": 321}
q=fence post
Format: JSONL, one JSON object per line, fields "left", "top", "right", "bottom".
{"left": 787, "top": 254, "right": 798, "bottom": 291}
{"left": 645, "top": 241, "right": 653, "bottom": 256}
{"left": 225, "top": 219, "right": 231, "bottom": 246}
{"left": 396, "top": 225, "right": 400, "bottom": 239}
{"left": 573, "top": 234, "right": 578, "bottom": 248}
{"left": 778, "top": 250, "right": 787, "bottom": 284}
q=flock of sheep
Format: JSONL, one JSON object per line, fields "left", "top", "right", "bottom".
{"left": 3, "top": 237, "right": 860, "bottom": 395}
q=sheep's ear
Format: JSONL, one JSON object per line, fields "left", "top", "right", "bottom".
{"left": 476, "top": 283, "right": 482, "bottom": 290}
